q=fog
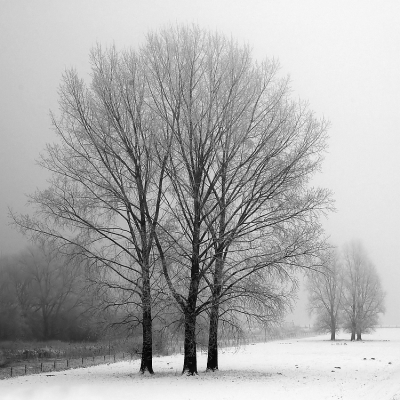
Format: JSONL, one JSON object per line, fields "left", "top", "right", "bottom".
{"left": 1, "top": 0, "right": 399, "bottom": 325}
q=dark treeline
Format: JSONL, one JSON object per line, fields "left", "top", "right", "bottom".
{"left": 10, "top": 25, "right": 332, "bottom": 374}
{"left": 0, "top": 242, "right": 103, "bottom": 342}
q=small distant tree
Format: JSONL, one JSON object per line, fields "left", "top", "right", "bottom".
{"left": 342, "top": 241, "right": 385, "bottom": 341}
{"left": 306, "top": 248, "right": 343, "bottom": 340}
{"left": 0, "top": 256, "right": 26, "bottom": 340}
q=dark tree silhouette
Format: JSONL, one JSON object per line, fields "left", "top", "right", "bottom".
{"left": 143, "top": 26, "right": 330, "bottom": 373}
{"left": 12, "top": 25, "right": 331, "bottom": 375}
{"left": 11, "top": 45, "right": 170, "bottom": 373}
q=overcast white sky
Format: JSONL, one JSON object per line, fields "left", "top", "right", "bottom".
{"left": 1, "top": 0, "right": 399, "bottom": 325}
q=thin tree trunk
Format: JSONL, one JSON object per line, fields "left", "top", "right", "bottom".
{"left": 356, "top": 304, "right": 363, "bottom": 341}
{"left": 140, "top": 270, "right": 154, "bottom": 374}
{"left": 182, "top": 187, "right": 201, "bottom": 375}
{"left": 350, "top": 300, "right": 356, "bottom": 341}
{"left": 206, "top": 300, "right": 219, "bottom": 371}
{"left": 330, "top": 313, "right": 336, "bottom": 341}
{"left": 206, "top": 256, "right": 223, "bottom": 371}
{"left": 182, "top": 255, "right": 200, "bottom": 375}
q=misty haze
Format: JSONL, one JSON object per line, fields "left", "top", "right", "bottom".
{"left": 1, "top": 1, "right": 399, "bottom": 399}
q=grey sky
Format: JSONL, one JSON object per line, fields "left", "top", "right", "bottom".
{"left": 1, "top": 0, "right": 399, "bottom": 325}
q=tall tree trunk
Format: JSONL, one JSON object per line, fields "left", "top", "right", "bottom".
{"left": 350, "top": 300, "right": 356, "bottom": 341}
{"left": 182, "top": 254, "right": 200, "bottom": 375}
{"left": 330, "top": 313, "right": 336, "bottom": 341}
{"left": 206, "top": 300, "right": 219, "bottom": 371}
{"left": 140, "top": 270, "right": 154, "bottom": 374}
{"left": 206, "top": 257, "right": 223, "bottom": 371}
{"left": 182, "top": 308, "right": 198, "bottom": 375}
{"left": 356, "top": 304, "right": 363, "bottom": 341}
{"left": 350, "top": 319, "right": 356, "bottom": 341}
{"left": 182, "top": 187, "right": 201, "bottom": 375}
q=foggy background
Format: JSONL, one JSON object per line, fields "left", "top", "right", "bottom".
{"left": 1, "top": 0, "right": 399, "bottom": 326}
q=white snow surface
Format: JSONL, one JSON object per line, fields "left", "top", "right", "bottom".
{"left": 1, "top": 328, "right": 400, "bottom": 400}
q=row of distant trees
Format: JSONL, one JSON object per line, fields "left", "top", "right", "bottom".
{"left": 307, "top": 241, "right": 385, "bottom": 341}
{"left": 10, "top": 26, "right": 331, "bottom": 374}
{"left": 0, "top": 243, "right": 104, "bottom": 342}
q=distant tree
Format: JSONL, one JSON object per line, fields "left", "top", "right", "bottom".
{"left": 341, "top": 241, "right": 385, "bottom": 341}
{"left": 306, "top": 248, "right": 343, "bottom": 340}
{"left": 0, "top": 256, "right": 26, "bottom": 340}
{"left": 9, "top": 243, "right": 84, "bottom": 340}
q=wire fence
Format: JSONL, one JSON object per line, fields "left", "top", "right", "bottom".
{"left": 0, "top": 328, "right": 316, "bottom": 379}
{"left": 0, "top": 352, "right": 139, "bottom": 380}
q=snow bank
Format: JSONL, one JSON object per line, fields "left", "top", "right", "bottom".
{"left": 1, "top": 328, "right": 400, "bottom": 400}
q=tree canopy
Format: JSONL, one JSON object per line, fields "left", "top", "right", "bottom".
{"left": 12, "top": 25, "right": 331, "bottom": 374}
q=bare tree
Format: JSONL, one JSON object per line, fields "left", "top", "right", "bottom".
{"left": 0, "top": 243, "right": 86, "bottom": 340}
{"left": 342, "top": 241, "right": 385, "bottom": 341}
{"left": 0, "top": 255, "right": 24, "bottom": 339}
{"left": 204, "top": 219, "right": 327, "bottom": 370}
{"left": 12, "top": 25, "right": 331, "bottom": 375}
{"left": 306, "top": 248, "right": 343, "bottom": 340}
{"left": 11, "top": 45, "right": 169, "bottom": 373}
{"left": 17, "top": 243, "right": 84, "bottom": 340}
{"left": 143, "top": 25, "right": 330, "bottom": 373}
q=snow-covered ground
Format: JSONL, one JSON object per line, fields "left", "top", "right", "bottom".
{"left": 1, "top": 328, "right": 400, "bottom": 400}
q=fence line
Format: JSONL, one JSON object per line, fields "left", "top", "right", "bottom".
{"left": 1, "top": 352, "right": 139, "bottom": 380}
{"left": 1, "top": 329, "right": 317, "bottom": 379}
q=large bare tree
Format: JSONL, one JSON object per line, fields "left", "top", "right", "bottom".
{"left": 143, "top": 26, "right": 330, "bottom": 373}
{"left": 12, "top": 25, "right": 331, "bottom": 375}
{"left": 12, "top": 45, "right": 169, "bottom": 373}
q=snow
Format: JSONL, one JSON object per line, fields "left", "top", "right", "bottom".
{"left": 1, "top": 328, "right": 400, "bottom": 400}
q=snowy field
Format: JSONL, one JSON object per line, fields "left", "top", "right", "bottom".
{"left": 1, "top": 328, "right": 400, "bottom": 400}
